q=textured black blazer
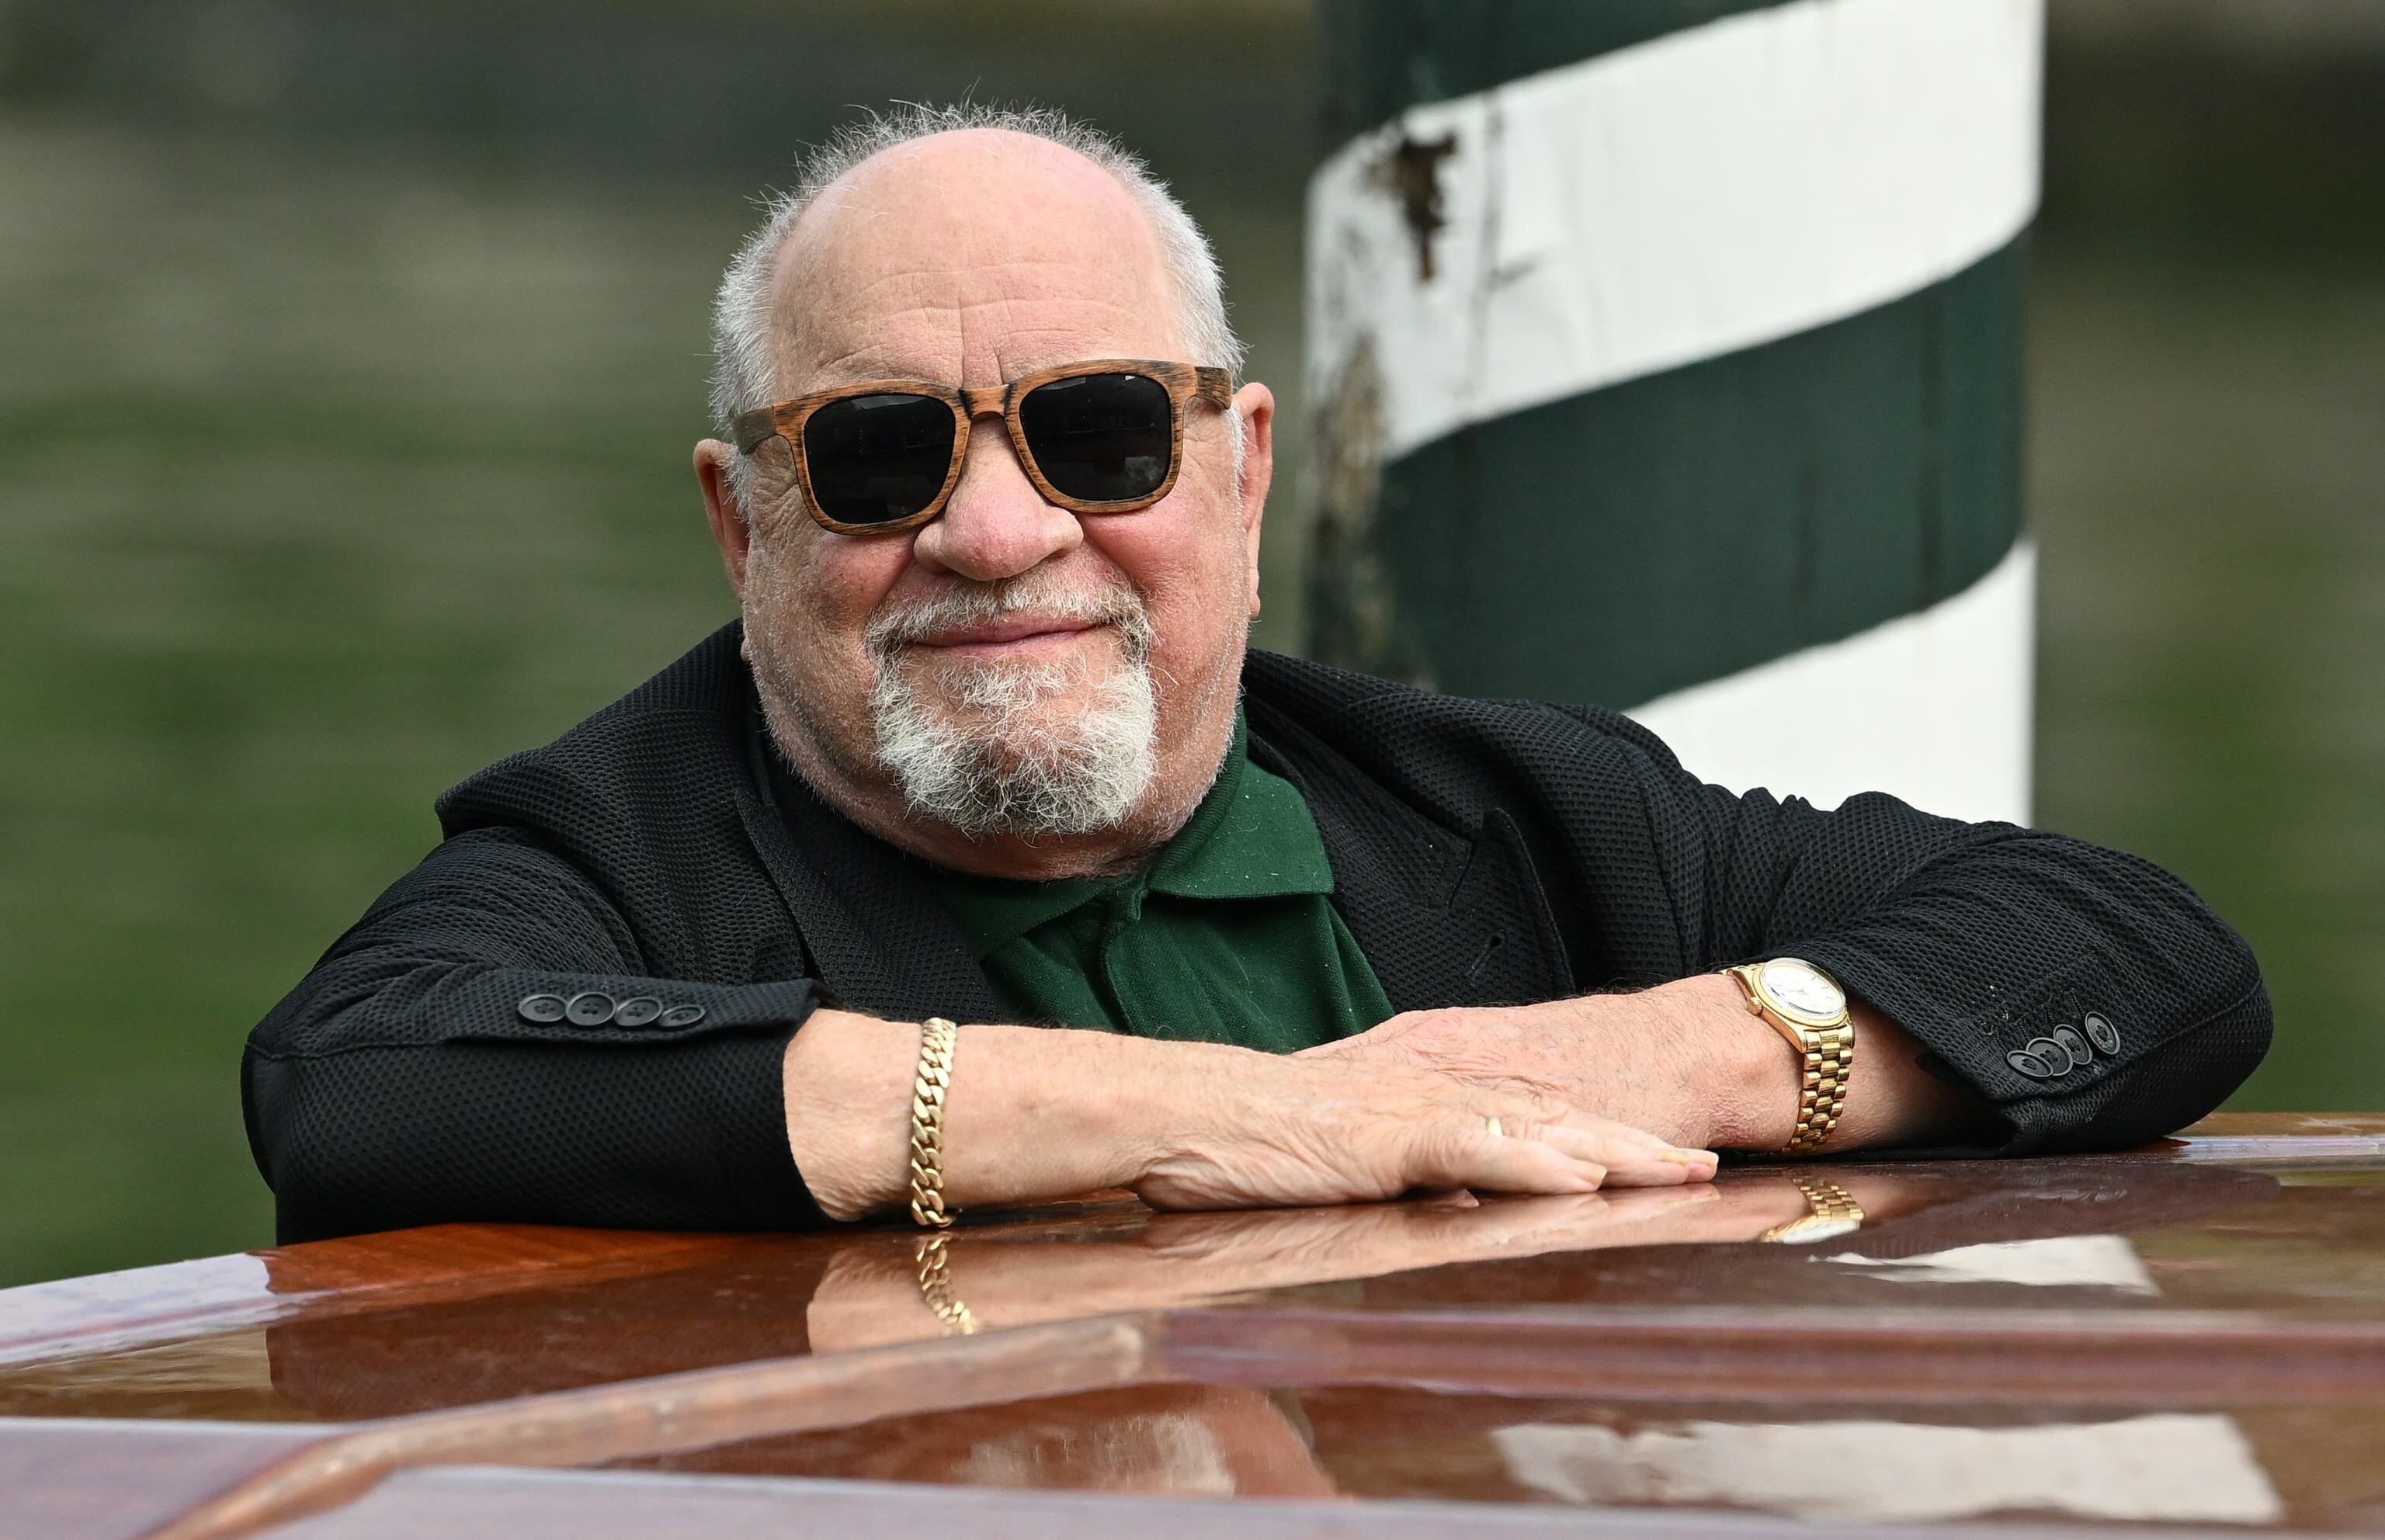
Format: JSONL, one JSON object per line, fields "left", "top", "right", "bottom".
{"left": 245, "top": 624, "right": 2271, "bottom": 1243}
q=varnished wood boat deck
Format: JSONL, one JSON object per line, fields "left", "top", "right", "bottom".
{"left": 4, "top": 1113, "right": 2382, "bottom": 1538}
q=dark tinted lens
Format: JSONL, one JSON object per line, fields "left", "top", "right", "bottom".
{"left": 1018, "top": 373, "right": 1174, "bottom": 505}
{"left": 802, "top": 393, "right": 957, "bottom": 526}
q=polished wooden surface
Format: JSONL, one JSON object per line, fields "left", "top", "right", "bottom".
{"left": 2, "top": 1114, "right": 2382, "bottom": 1538}
{"left": 265, "top": 1465, "right": 2341, "bottom": 1540}
{"left": 0, "top": 1420, "right": 321, "bottom": 1540}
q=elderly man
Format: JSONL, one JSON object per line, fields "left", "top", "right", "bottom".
{"left": 245, "top": 107, "right": 2269, "bottom": 1242}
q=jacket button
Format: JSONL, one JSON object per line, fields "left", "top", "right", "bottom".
{"left": 2024, "top": 1035, "right": 2075, "bottom": 1075}
{"left": 517, "top": 994, "right": 568, "bottom": 1024}
{"left": 659, "top": 1004, "right": 706, "bottom": 1028}
{"left": 2050, "top": 1024, "right": 2094, "bottom": 1065}
{"left": 2084, "top": 1013, "right": 2120, "bottom": 1055}
{"left": 2007, "top": 1047, "right": 2056, "bottom": 1080}
{"left": 613, "top": 997, "right": 664, "bottom": 1028}
{"left": 565, "top": 992, "right": 617, "bottom": 1027}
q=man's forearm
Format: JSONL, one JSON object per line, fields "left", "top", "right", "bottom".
{"left": 782, "top": 1008, "right": 1718, "bottom": 1223}
{"left": 783, "top": 1009, "right": 1213, "bottom": 1221}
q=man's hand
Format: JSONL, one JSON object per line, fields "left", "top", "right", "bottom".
{"left": 1133, "top": 1049, "right": 1719, "bottom": 1212}
{"left": 1297, "top": 976, "right": 1785, "bottom": 1150}
{"left": 1300, "top": 974, "right": 1995, "bottom": 1153}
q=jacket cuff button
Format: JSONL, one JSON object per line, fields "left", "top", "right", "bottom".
{"left": 517, "top": 994, "right": 567, "bottom": 1024}
{"left": 613, "top": 997, "right": 664, "bottom": 1028}
{"left": 2007, "top": 1046, "right": 2056, "bottom": 1080}
{"left": 2024, "top": 1035, "right": 2076, "bottom": 1075}
{"left": 659, "top": 1004, "right": 706, "bottom": 1028}
{"left": 564, "top": 992, "right": 617, "bottom": 1026}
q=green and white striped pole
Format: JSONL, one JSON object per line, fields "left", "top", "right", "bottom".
{"left": 1306, "top": 0, "right": 2040, "bottom": 823}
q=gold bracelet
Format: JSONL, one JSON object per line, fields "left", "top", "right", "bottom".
{"left": 914, "top": 1233, "right": 980, "bottom": 1335}
{"left": 907, "top": 1017, "right": 960, "bottom": 1229}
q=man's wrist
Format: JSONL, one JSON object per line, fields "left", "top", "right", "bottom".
{"left": 783, "top": 1009, "right": 922, "bottom": 1221}
{"left": 1675, "top": 973, "right": 1803, "bottom": 1151}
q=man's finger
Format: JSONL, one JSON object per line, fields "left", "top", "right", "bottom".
{"left": 1513, "top": 1115, "right": 1719, "bottom": 1186}
{"left": 1523, "top": 1121, "right": 1704, "bottom": 1185}
{"left": 1424, "top": 1119, "right": 1607, "bottom": 1195}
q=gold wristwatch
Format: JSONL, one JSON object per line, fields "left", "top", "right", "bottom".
{"left": 1722, "top": 957, "right": 1855, "bottom": 1155}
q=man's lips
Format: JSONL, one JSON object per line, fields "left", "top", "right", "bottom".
{"left": 908, "top": 615, "right": 1106, "bottom": 652}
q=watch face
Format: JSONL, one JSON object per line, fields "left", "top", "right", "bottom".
{"left": 1757, "top": 958, "right": 1845, "bottom": 1022}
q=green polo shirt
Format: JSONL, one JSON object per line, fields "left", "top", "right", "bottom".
{"left": 921, "top": 718, "right": 1395, "bottom": 1053}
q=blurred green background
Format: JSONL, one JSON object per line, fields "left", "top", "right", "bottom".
{"left": 1, "top": 0, "right": 2379, "bottom": 1286}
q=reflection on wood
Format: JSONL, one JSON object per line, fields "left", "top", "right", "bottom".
{"left": 1, "top": 1116, "right": 2382, "bottom": 1536}
{"left": 143, "top": 1320, "right": 1151, "bottom": 1540}
{"left": 269, "top": 1462, "right": 2258, "bottom": 1540}
{"left": 1155, "top": 1302, "right": 2385, "bottom": 1406}
{"left": 0, "top": 1420, "right": 323, "bottom": 1540}
{"left": 0, "top": 1226, "right": 764, "bottom": 1371}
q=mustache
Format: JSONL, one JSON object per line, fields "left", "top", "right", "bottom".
{"left": 864, "top": 570, "right": 1152, "bottom": 659}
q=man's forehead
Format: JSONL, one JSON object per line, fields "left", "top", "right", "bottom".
{"left": 770, "top": 131, "right": 1185, "bottom": 387}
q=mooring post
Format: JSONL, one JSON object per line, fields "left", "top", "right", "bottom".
{"left": 1306, "top": 0, "right": 2042, "bottom": 823}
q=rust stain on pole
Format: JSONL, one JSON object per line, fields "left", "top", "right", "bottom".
{"left": 1373, "top": 130, "right": 1459, "bottom": 283}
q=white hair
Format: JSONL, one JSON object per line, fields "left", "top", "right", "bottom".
{"left": 863, "top": 567, "right": 1160, "bottom": 838}
{"left": 709, "top": 102, "right": 1246, "bottom": 510}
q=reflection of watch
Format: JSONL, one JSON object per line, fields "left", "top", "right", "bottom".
{"left": 1723, "top": 957, "right": 1856, "bottom": 1155}
{"left": 1758, "top": 1175, "right": 1866, "bottom": 1243}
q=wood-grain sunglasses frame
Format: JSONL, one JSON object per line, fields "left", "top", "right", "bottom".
{"left": 730, "top": 359, "right": 1236, "bottom": 536}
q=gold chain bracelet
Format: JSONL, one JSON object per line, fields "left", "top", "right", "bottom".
{"left": 914, "top": 1232, "right": 981, "bottom": 1335}
{"left": 908, "top": 1017, "right": 960, "bottom": 1228}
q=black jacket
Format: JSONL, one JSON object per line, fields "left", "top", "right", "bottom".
{"left": 245, "top": 625, "right": 2271, "bottom": 1243}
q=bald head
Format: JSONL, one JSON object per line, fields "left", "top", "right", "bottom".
{"left": 769, "top": 129, "right": 1186, "bottom": 403}
{"left": 710, "top": 106, "right": 1242, "bottom": 506}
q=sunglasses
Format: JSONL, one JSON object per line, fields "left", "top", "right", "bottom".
{"left": 731, "top": 359, "right": 1234, "bottom": 535}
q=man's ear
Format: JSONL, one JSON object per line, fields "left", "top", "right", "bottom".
{"left": 694, "top": 439, "right": 752, "bottom": 598}
{"left": 1230, "top": 382, "right": 1275, "bottom": 620}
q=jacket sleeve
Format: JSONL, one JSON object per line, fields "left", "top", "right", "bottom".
{"left": 244, "top": 826, "right": 828, "bottom": 1242}
{"left": 1556, "top": 706, "right": 2272, "bottom": 1157}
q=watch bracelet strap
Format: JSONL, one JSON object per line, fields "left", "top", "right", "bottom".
{"left": 1782, "top": 1018, "right": 1856, "bottom": 1155}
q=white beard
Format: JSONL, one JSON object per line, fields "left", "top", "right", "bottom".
{"left": 864, "top": 571, "right": 1158, "bottom": 839}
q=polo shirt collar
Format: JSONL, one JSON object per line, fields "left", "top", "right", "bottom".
{"left": 1145, "top": 713, "right": 1335, "bottom": 901}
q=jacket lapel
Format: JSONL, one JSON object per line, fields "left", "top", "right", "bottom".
{"left": 731, "top": 697, "right": 1000, "bottom": 1025}
{"left": 1248, "top": 710, "right": 1572, "bottom": 1014}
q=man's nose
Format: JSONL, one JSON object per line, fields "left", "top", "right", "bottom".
{"left": 908, "top": 417, "right": 1082, "bottom": 581}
